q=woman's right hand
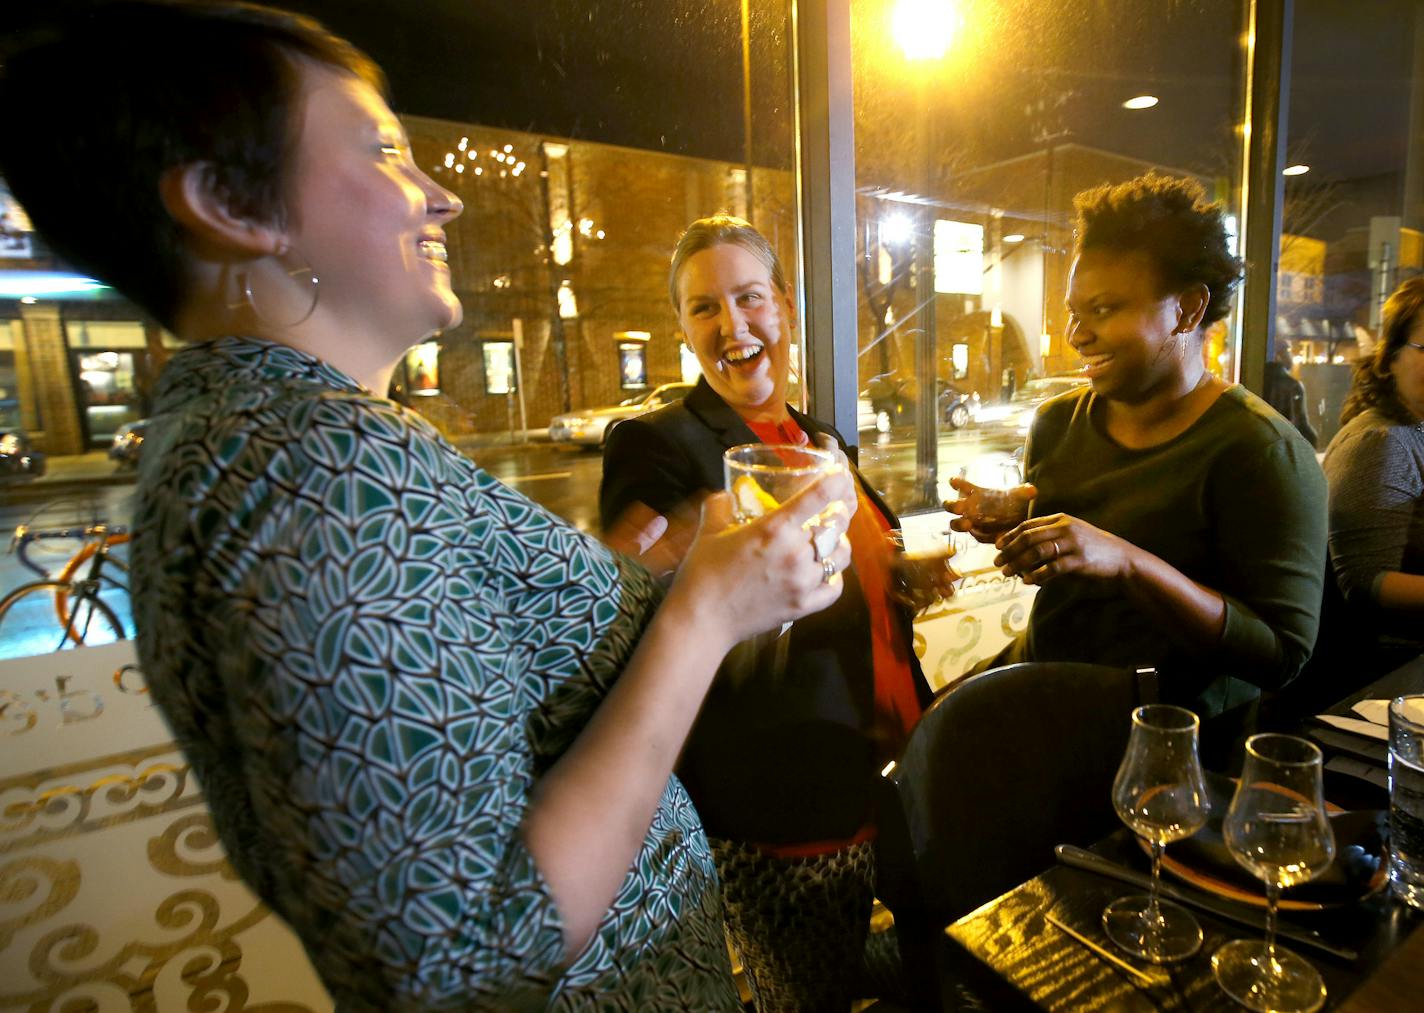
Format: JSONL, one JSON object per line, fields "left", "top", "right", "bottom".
{"left": 668, "top": 469, "right": 856, "bottom": 647}
{"left": 945, "top": 475, "right": 1038, "bottom": 542}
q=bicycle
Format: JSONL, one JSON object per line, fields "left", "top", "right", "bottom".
{"left": 0, "top": 522, "right": 131, "bottom": 651}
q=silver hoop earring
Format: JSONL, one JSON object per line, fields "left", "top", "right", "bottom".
{"left": 233, "top": 247, "right": 320, "bottom": 330}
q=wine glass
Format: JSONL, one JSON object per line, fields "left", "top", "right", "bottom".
{"left": 1213, "top": 734, "right": 1336, "bottom": 1013}
{"left": 1102, "top": 704, "right": 1211, "bottom": 963}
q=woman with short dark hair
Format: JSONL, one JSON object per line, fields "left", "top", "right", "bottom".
{"left": 0, "top": 4, "right": 856, "bottom": 1007}
{"left": 950, "top": 173, "right": 1327, "bottom": 721}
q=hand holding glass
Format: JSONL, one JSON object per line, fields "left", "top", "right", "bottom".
{"left": 723, "top": 444, "right": 840, "bottom": 524}
{"left": 884, "top": 529, "right": 959, "bottom": 612}
{"left": 1213, "top": 734, "right": 1335, "bottom": 1013}
{"left": 1103, "top": 704, "right": 1210, "bottom": 963}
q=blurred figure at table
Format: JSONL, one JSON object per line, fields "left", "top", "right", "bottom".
{"left": 0, "top": 4, "right": 858, "bottom": 1008}
{"left": 949, "top": 173, "right": 1327, "bottom": 738}
{"left": 601, "top": 214, "right": 952, "bottom": 1011}
{"left": 1320, "top": 276, "right": 1424, "bottom": 672}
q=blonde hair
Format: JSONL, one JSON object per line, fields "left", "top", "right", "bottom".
{"left": 668, "top": 214, "right": 789, "bottom": 310}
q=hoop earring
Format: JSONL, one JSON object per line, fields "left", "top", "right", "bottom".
{"left": 232, "top": 247, "right": 320, "bottom": 330}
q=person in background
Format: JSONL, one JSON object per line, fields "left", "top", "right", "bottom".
{"left": 601, "top": 214, "right": 953, "bottom": 1012}
{"left": 1263, "top": 340, "right": 1319, "bottom": 448}
{"left": 0, "top": 5, "right": 857, "bottom": 1008}
{"left": 949, "top": 173, "right": 1326, "bottom": 747}
{"left": 1320, "top": 276, "right": 1424, "bottom": 668}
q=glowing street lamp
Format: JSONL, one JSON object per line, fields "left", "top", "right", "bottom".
{"left": 893, "top": 0, "right": 959, "bottom": 61}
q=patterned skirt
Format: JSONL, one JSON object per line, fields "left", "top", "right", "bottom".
{"left": 710, "top": 837, "right": 902, "bottom": 1012}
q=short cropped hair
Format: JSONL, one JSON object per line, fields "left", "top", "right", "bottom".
{"left": 668, "top": 214, "right": 789, "bottom": 310}
{"left": 1341, "top": 275, "right": 1424, "bottom": 426}
{"left": 1073, "top": 172, "right": 1243, "bottom": 328}
{"left": 0, "top": 0, "right": 383, "bottom": 330}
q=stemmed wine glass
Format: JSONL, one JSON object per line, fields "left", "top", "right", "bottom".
{"left": 1213, "top": 734, "right": 1336, "bottom": 1013}
{"left": 1103, "top": 704, "right": 1211, "bottom": 963}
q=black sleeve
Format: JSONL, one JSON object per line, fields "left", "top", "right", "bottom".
{"left": 599, "top": 416, "right": 701, "bottom": 532}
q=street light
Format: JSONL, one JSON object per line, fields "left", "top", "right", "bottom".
{"left": 881, "top": 213, "right": 914, "bottom": 247}
{"left": 893, "top": 0, "right": 960, "bottom": 61}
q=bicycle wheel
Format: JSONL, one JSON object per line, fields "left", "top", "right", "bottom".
{"left": 0, "top": 581, "right": 126, "bottom": 657}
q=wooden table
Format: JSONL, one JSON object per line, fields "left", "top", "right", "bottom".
{"left": 936, "top": 654, "right": 1424, "bottom": 1011}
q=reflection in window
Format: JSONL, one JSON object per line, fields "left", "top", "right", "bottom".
{"left": 852, "top": 0, "right": 1247, "bottom": 513}
{"left": 1284, "top": 0, "right": 1423, "bottom": 450}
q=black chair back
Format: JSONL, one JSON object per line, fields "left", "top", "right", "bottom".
{"left": 878, "top": 661, "right": 1157, "bottom": 929}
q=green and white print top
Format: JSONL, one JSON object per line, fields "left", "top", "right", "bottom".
{"left": 130, "top": 336, "right": 739, "bottom": 1011}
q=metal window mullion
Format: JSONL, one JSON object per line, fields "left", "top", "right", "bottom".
{"left": 792, "top": 0, "right": 860, "bottom": 446}
{"left": 1238, "top": 0, "right": 1293, "bottom": 395}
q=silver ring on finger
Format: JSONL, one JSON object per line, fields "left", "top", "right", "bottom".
{"left": 821, "top": 557, "right": 839, "bottom": 584}
{"left": 1051, "top": 539, "right": 1061, "bottom": 558}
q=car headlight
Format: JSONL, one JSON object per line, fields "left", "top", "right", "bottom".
{"left": 0, "top": 434, "right": 20, "bottom": 455}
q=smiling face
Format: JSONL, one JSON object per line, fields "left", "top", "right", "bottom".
{"left": 675, "top": 242, "right": 795, "bottom": 421}
{"left": 281, "top": 63, "right": 462, "bottom": 352}
{"left": 1065, "top": 248, "right": 1195, "bottom": 403}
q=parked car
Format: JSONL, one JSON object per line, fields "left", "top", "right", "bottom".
{"left": 858, "top": 374, "right": 981, "bottom": 433}
{"left": 548, "top": 382, "right": 695, "bottom": 446}
{"left": 972, "top": 373, "right": 1090, "bottom": 436}
{"left": 109, "top": 418, "right": 147, "bottom": 470}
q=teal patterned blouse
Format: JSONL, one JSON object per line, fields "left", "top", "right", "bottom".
{"left": 130, "top": 336, "right": 739, "bottom": 1011}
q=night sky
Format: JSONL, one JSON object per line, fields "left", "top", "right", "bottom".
{"left": 8, "top": 0, "right": 1418, "bottom": 224}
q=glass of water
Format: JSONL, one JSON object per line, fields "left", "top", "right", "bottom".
{"left": 1389, "top": 695, "right": 1424, "bottom": 910}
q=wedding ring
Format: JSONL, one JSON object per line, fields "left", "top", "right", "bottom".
{"left": 821, "top": 557, "right": 839, "bottom": 584}
{"left": 1051, "top": 539, "right": 1061, "bottom": 559}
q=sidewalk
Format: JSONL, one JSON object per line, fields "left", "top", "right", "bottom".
{"left": 5, "top": 428, "right": 558, "bottom": 500}
{"left": 5, "top": 451, "right": 135, "bottom": 500}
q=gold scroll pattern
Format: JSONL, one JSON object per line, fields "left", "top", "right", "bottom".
{"left": 914, "top": 564, "right": 1035, "bottom": 691}
{"left": 0, "top": 747, "right": 328, "bottom": 1010}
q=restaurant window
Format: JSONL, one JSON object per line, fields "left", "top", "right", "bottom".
{"left": 1280, "top": 0, "right": 1424, "bottom": 450}
{"left": 65, "top": 320, "right": 152, "bottom": 446}
{"left": 482, "top": 340, "right": 516, "bottom": 395}
{"left": 616, "top": 333, "right": 650, "bottom": 389}
{"left": 850, "top": 0, "right": 1249, "bottom": 515}
{"left": 405, "top": 340, "right": 442, "bottom": 397}
{"left": 268, "top": 0, "right": 800, "bottom": 535}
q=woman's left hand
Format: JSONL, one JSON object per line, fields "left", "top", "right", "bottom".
{"left": 993, "top": 513, "right": 1139, "bottom": 587}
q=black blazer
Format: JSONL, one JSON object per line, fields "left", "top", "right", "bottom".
{"left": 600, "top": 378, "right": 933, "bottom": 844}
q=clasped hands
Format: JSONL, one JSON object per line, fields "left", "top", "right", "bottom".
{"left": 945, "top": 475, "right": 1137, "bottom": 587}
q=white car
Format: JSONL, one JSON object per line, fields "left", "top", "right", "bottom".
{"left": 972, "top": 374, "right": 1090, "bottom": 435}
{"left": 548, "top": 382, "right": 695, "bottom": 446}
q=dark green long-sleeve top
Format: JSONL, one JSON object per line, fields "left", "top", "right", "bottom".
{"left": 1005, "top": 384, "right": 1327, "bottom": 714}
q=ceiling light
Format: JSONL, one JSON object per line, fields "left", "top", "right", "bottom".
{"left": 1283, "top": 164, "right": 1310, "bottom": 176}
{"left": 1122, "top": 95, "right": 1159, "bottom": 110}
{"left": 1003, "top": 233, "right": 1025, "bottom": 243}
